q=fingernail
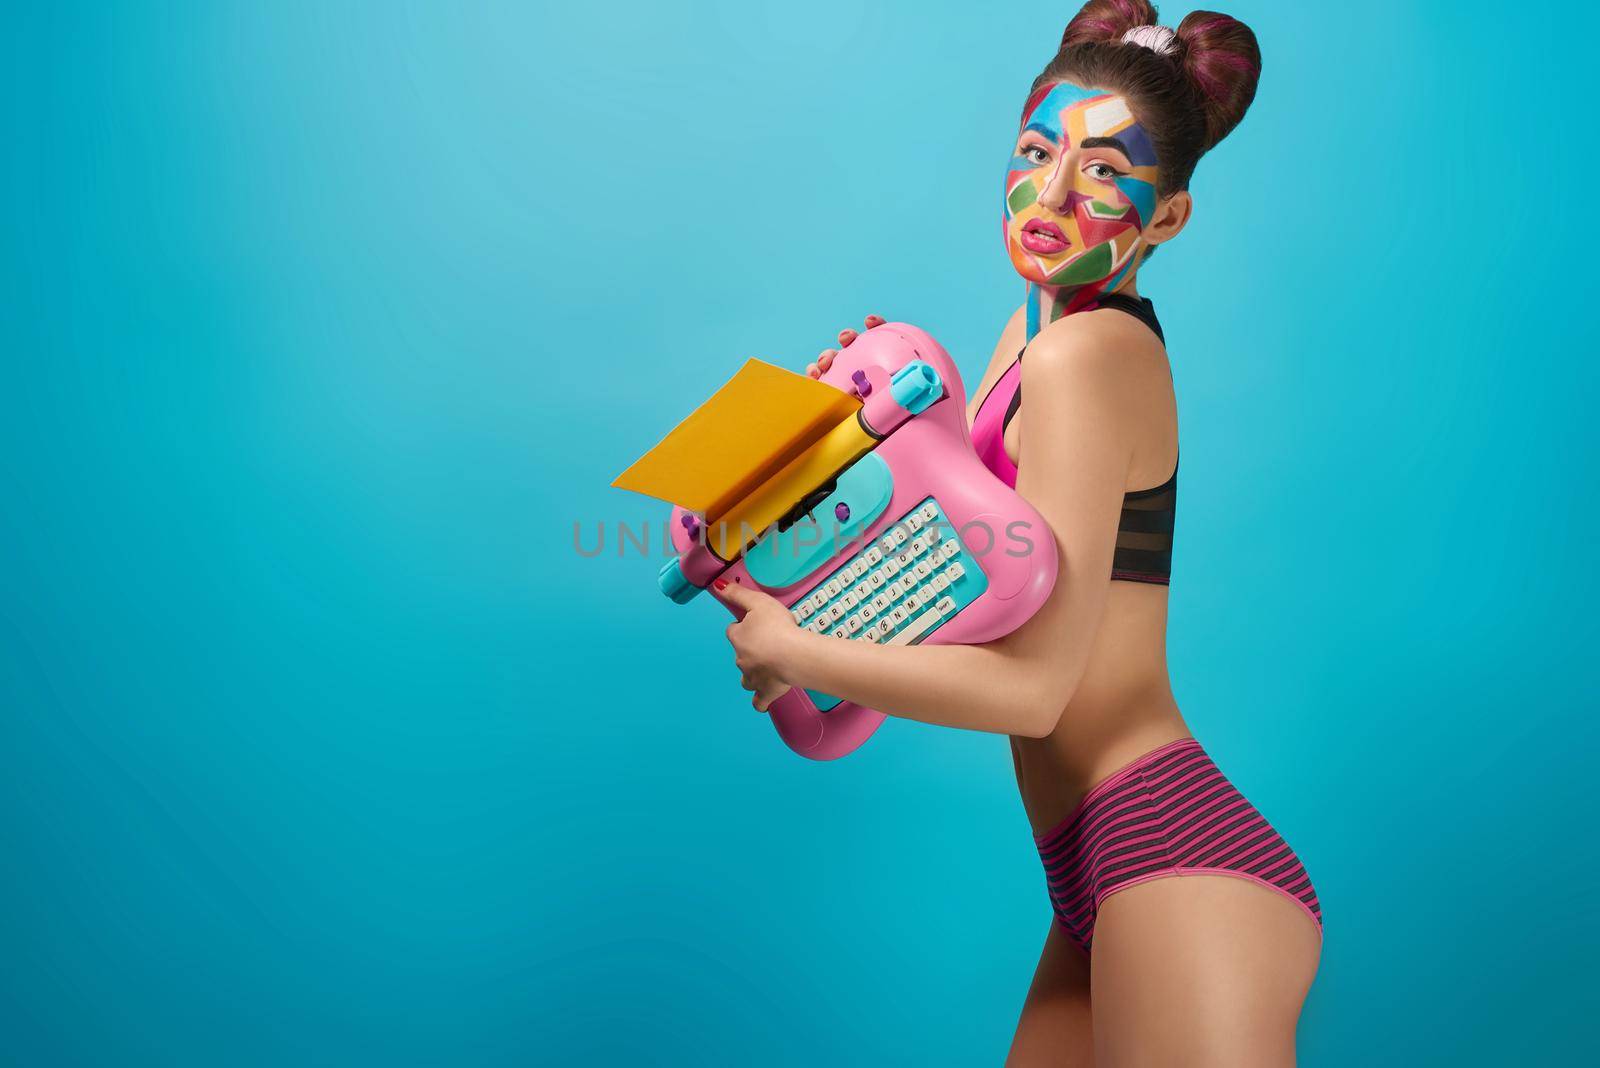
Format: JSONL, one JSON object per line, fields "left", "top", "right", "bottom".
{"left": 713, "top": 578, "right": 728, "bottom": 590}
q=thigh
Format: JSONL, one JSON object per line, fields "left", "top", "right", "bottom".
{"left": 1006, "top": 919, "right": 1093, "bottom": 1067}
{"left": 1089, "top": 874, "right": 1322, "bottom": 1068}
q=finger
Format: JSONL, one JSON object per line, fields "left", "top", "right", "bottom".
{"left": 864, "top": 314, "right": 885, "bottom": 329}
{"left": 805, "top": 362, "right": 819, "bottom": 378}
{"left": 818, "top": 350, "right": 835, "bottom": 371}
{"left": 756, "top": 679, "right": 791, "bottom": 712}
{"left": 838, "top": 329, "right": 858, "bottom": 347}
{"left": 713, "top": 576, "right": 760, "bottom": 616}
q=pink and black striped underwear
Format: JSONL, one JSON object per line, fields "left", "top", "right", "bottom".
{"left": 1034, "top": 736, "right": 1323, "bottom": 954}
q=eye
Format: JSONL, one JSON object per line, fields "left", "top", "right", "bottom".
{"left": 1022, "top": 145, "right": 1051, "bottom": 165}
{"left": 1085, "top": 162, "right": 1124, "bottom": 181}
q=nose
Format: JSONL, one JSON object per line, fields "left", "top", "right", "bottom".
{"left": 1035, "top": 154, "right": 1076, "bottom": 213}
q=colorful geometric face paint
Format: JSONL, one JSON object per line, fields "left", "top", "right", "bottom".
{"left": 1002, "top": 82, "right": 1161, "bottom": 337}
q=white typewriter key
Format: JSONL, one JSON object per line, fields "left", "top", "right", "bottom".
{"left": 891, "top": 606, "right": 909, "bottom": 625}
{"left": 828, "top": 604, "right": 846, "bottom": 622}
{"left": 872, "top": 594, "right": 891, "bottom": 613}
{"left": 903, "top": 591, "right": 920, "bottom": 612}
{"left": 839, "top": 593, "right": 857, "bottom": 611}
{"left": 931, "top": 573, "right": 950, "bottom": 593}
{"left": 791, "top": 610, "right": 805, "bottom": 625}
{"left": 832, "top": 627, "right": 848, "bottom": 639}
{"left": 891, "top": 526, "right": 909, "bottom": 546}
{"left": 886, "top": 606, "right": 943, "bottom": 646}
{"left": 935, "top": 596, "right": 957, "bottom": 615}
{"left": 864, "top": 546, "right": 883, "bottom": 565}
{"left": 868, "top": 572, "right": 886, "bottom": 589}
{"left": 906, "top": 512, "right": 924, "bottom": 532}
{"left": 863, "top": 629, "right": 879, "bottom": 644}
{"left": 946, "top": 562, "right": 966, "bottom": 582}
{"left": 885, "top": 580, "right": 904, "bottom": 599}
{"left": 911, "top": 560, "right": 930, "bottom": 580}
{"left": 859, "top": 603, "right": 876, "bottom": 621}
{"left": 919, "top": 503, "right": 939, "bottom": 522}
{"left": 882, "top": 558, "right": 901, "bottom": 577}
{"left": 824, "top": 579, "right": 842, "bottom": 597}
{"left": 798, "top": 600, "right": 815, "bottom": 619}
{"left": 846, "top": 616, "right": 862, "bottom": 634}
{"left": 853, "top": 582, "right": 872, "bottom": 600}
{"left": 879, "top": 534, "right": 896, "bottom": 552}
{"left": 851, "top": 560, "right": 870, "bottom": 578}
{"left": 940, "top": 540, "right": 960, "bottom": 560}
{"left": 811, "top": 591, "right": 830, "bottom": 610}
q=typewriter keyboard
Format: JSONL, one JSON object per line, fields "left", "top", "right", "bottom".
{"left": 786, "top": 496, "right": 989, "bottom": 712}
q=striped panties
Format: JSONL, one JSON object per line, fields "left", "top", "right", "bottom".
{"left": 1035, "top": 736, "right": 1323, "bottom": 954}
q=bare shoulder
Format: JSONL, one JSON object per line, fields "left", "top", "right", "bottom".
{"left": 1023, "top": 307, "right": 1171, "bottom": 406}
{"left": 1022, "top": 306, "right": 1177, "bottom": 488}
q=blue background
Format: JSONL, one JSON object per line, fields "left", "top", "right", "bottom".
{"left": 4, "top": 2, "right": 1595, "bottom": 1064}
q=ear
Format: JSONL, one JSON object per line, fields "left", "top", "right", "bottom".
{"left": 1142, "top": 190, "right": 1193, "bottom": 248}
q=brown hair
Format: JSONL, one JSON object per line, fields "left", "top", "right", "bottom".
{"left": 1029, "top": 0, "right": 1261, "bottom": 198}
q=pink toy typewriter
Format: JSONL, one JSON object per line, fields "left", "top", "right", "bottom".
{"left": 655, "top": 322, "right": 1058, "bottom": 760}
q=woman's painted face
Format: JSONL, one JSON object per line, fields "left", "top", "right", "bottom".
{"left": 1003, "top": 82, "right": 1160, "bottom": 289}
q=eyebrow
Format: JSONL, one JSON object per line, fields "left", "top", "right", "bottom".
{"left": 1022, "top": 122, "right": 1059, "bottom": 141}
{"left": 1080, "top": 136, "right": 1132, "bottom": 158}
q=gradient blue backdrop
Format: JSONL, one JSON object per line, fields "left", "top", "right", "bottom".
{"left": 4, "top": 2, "right": 1595, "bottom": 1064}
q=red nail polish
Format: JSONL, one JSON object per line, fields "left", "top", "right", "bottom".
{"left": 713, "top": 578, "right": 728, "bottom": 591}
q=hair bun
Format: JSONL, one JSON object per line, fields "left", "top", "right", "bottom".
{"left": 1060, "top": 0, "right": 1160, "bottom": 49}
{"left": 1175, "top": 10, "right": 1261, "bottom": 149}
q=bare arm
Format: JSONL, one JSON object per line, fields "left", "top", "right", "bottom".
{"left": 722, "top": 316, "right": 1140, "bottom": 738}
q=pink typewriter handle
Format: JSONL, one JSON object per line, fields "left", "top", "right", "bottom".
{"left": 667, "top": 322, "right": 1058, "bottom": 760}
{"left": 767, "top": 686, "right": 883, "bottom": 759}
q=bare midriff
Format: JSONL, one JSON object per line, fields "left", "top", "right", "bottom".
{"left": 1010, "top": 580, "right": 1191, "bottom": 838}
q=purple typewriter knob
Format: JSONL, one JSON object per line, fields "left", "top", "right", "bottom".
{"left": 680, "top": 513, "right": 701, "bottom": 538}
{"left": 851, "top": 370, "right": 872, "bottom": 397}
{"left": 834, "top": 502, "right": 851, "bottom": 523}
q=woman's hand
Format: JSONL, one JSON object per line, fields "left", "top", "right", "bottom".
{"left": 717, "top": 578, "right": 807, "bottom": 712}
{"left": 806, "top": 314, "right": 886, "bottom": 378}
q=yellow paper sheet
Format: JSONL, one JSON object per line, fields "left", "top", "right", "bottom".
{"left": 611, "top": 358, "right": 862, "bottom": 520}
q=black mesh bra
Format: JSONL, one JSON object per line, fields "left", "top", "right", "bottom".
{"left": 991, "top": 292, "right": 1177, "bottom": 585}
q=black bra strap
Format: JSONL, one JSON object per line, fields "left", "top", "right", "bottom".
{"left": 1092, "top": 293, "right": 1165, "bottom": 343}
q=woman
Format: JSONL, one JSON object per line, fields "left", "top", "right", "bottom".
{"left": 716, "top": 2, "right": 1321, "bottom": 1062}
